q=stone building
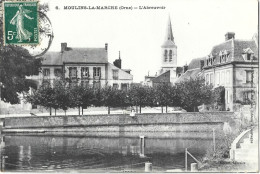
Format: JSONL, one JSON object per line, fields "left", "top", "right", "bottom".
{"left": 202, "top": 32, "right": 258, "bottom": 111}
{"left": 175, "top": 57, "right": 205, "bottom": 84}
{"left": 29, "top": 43, "right": 133, "bottom": 90}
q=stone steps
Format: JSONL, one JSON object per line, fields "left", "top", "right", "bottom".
{"left": 233, "top": 129, "right": 258, "bottom": 164}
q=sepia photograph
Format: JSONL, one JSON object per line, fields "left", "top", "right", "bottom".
{"left": 0, "top": 0, "right": 258, "bottom": 173}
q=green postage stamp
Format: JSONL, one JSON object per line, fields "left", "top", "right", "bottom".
{"left": 3, "top": 1, "right": 39, "bottom": 45}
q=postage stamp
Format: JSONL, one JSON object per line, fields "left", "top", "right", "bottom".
{"left": 3, "top": 1, "right": 39, "bottom": 45}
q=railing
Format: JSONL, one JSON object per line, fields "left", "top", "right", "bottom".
{"left": 185, "top": 148, "right": 202, "bottom": 171}
{"left": 229, "top": 128, "right": 252, "bottom": 160}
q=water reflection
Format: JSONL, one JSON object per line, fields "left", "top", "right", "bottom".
{"left": 0, "top": 134, "right": 219, "bottom": 172}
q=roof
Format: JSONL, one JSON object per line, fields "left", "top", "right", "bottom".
{"left": 175, "top": 68, "right": 201, "bottom": 84}
{"left": 188, "top": 57, "right": 205, "bottom": 70}
{"left": 233, "top": 40, "right": 258, "bottom": 61}
{"left": 176, "top": 66, "right": 183, "bottom": 74}
{"left": 42, "top": 52, "right": 62, "bottom": 65}
{"left": 152, "top": 70, "right": 170, "bottom": 83}
{"left": 162, "top": 40, "right": 176, "bottom": 47}
{"left": 42, "top": 47, "right": 108, "bottom": 65}
{"left": 204, "top": 38, "right": 258, "bottom": 67}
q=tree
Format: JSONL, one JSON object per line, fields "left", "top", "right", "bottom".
{"left": 81, "top": 87, "right": 95, "bottom": 115}
{"left": 102, "top": 86, "right": 129, "bottom": 114}
{"left": 177, "top": 78, "right": 213, "bottom": 112}
{"left": 25, "top": 84, "right": 55, "bottom": 115}
{"left": 0, "top": 46, "right": 42, "bottom": 104}
{"left": 127, "top": 85, "right": 154, "bottom": 113}
{"left": 212, "top": 86, "right": 225, "bottom": 110}
{"left": 53, "top": 81, "right": 73, "bottom": 115}
{"left": 154, "top": 83, "right": 172, "bottom": 113}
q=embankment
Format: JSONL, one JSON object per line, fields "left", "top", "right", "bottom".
{"left": 0, "top": 112, "right": 238, "bottom": 137}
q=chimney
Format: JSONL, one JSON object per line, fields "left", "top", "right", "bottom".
{"left": 61, "top": 42, "right": 67, "bottom": 52}
{"left": 113, "top": 51, "right": 122, "bottom": 69}
{"left": 200, "top": 60, "right": 204, "bottom": 70}
{"left": 105, "top": 43, "right": 108, "bottom": 51}
{"left": 183, "top": 65, "right": 188, "bottom": 73}
{"left": 225, "top": 32, "right": 235, "bottom": 41}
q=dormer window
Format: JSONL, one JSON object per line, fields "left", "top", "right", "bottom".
{"left": 242, "top": 48, "right": 254, "bottom": 61}
{"left": 219, "top": 50, "right": 230, "bottom": 63}
{"left": 164, "top": 50, "right": 168, "bottom": 62}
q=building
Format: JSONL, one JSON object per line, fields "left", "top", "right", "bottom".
{"left": 175, "top": 57, "right": 205, "bottom": 84}
{"left": 202, "top": 32, "right": 258, "bottom": 111}
{"left": 143, "top": 16, "right": 184, "bottom": 86}
{"left": 30, "top": 43, "right": 133, "bottom": 91}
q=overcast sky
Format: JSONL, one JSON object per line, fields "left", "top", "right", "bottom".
{"left": 42, "top": 0, "right": 258, "bottom": 82}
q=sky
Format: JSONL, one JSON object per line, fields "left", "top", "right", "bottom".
{"left": 42, "top": 0, "right": 258, "bottom": 82}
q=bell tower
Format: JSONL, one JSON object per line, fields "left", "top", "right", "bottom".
{"left": 161, "top": 16, "right": 177, "bottom": 73}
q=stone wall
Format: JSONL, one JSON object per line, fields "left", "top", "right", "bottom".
{"left": 3, "top": 112, "right": 236, "bottom": 133}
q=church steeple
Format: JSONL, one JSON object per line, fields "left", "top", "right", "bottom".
{"left": 161, "top": 15, "right": 177, "bottom": 71}
{"left": 165, "top": 16, "right": 174, "bottom": 43}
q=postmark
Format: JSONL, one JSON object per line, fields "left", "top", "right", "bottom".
{"left": 3, "top": 1, "right": 39, "bottom": 45}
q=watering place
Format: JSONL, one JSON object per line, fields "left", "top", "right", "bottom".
{"left": 0, "top": 133, "right": 222, "bottom": 172}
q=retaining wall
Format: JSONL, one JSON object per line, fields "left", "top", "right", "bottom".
{"left": 2, "top": 112, "right": 236, "bottom": 133}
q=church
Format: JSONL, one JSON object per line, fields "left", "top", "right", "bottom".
{"left": 143, "top": 16, "right": 184, "bottom": 87}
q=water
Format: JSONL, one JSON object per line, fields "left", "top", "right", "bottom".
{"left": 0, "top": 133, "right": 220, "bottom": 172}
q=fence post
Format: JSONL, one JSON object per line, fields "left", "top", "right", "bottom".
{"left": 190, "top": 163, "right": 198, "bottom": 172}
{"left": 213, "top": 128, "right": 216, "bottom": 155}
{"left": 185, "top": 148, "right": 187, "bottom": 172}
{"left": 145, "top": 162, "right": 152, "bottom": 172}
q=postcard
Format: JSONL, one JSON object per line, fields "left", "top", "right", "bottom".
{"left": 0, "top": 0, "right": 258, "bottom": 173}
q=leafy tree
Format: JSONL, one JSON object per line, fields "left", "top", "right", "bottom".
{"left": 177, "top": 78, "right": 213, "bottom": 112}
{"left": 0, "top": 46, "right": 42, "bottom": 104}
{"left": 102, "top": 86, "right": 129, "bottom": 114}
{"left": 154, "top": 83, "right": 172, "bottom": 113}
{"left": 81, "top": 86, "right": 95, "bottom": 115}
{"left": 212, "top": 86, "right": 225, "bottom": 110}
{"left": 127, "top": 85, "right": 154, "bottom": 113}
{"left": 25, "top": 84, "right": 55, "bottom": 115}
{"left": 53, "top": 81, "right": 73, "bottom": 115}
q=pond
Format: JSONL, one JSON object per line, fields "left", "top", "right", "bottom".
{"left": 0, "top": 133, "right": 221, "bottom": 172}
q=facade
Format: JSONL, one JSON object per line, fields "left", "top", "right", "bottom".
{"left": 29, "top": 43, "right": 133, "bottom": 90}
{"left": 202, "top": 32, "right": 258, "bottom": 111}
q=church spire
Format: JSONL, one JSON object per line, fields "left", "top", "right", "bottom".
{"left": 165, "top": 16, "right": 174, "bottom": 43}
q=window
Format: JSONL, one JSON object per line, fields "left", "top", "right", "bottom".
{"left": 246, "top": 71, "right": 253, "bottom": 83}
{"left": 54, "top": 68, "right": 62, "bottom": 77}
{"left": 81, "top": 67, "right": 89, "bottom": 78}
{"left": 216, "top": 72, "right": 220, "bottom": 86}
{"left": 43, "top": 68, "right": 50, "bottom": 76}
{"left": 121, "top": 83, "right": 128, "bottom": 91}
{"left": 69, "top": 67, "right": 77, "bottom": 78}
{"left": 70, "top": 80, "right": 78, "bottom": 88}
{"left": 81, "top": 80, "right": 89, "bottom": 87}
{"left": 113, "top": 83, "right": 119, "bottom": 89}
{"left": 93, "top": 81, "right": 100, "bottom": 89}
{"left": 210, "top": 73, "right": 213, "bottom": 85}
{"left": 221, "top": 71, "right": 225, "bottom": 85}
{"left": 164, "top": 50, "right": 168, "bottom": 62}
{"left": 243, "top": 91, "right": 254, "bottom": 104}
{"left": 246, "top": 53, "right": 251, "bottom": 61}
{"left": 226, "top": 70, "right": 230, "bottom": 84}
{"left": 226, "top": 90, "right": 229, "bottom": 104}
{"left": 42, "top": 79, "right": 50, "bottom": 88}
{"left": 93, "top": 67, "right": 101, "bottom": 77}
{"left": 169, "top": 50, "right": 172, "bottom": 62}
{"left": 113, "top": 69, "right": 119, "bottom": 80}
{"left": 206, "top": 74, "right": 209, "bottom": 85}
